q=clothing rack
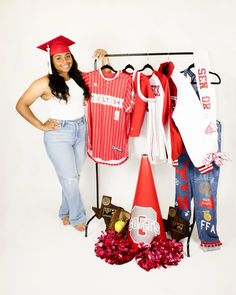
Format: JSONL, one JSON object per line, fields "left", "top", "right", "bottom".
{"left": 101, "top": 52, "right": 194, "bottom": 57}
{"left": 85, "top": 51, "right": 200, "bottom": 256}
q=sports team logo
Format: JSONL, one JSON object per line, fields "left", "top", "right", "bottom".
{"left": 129, "top": 205, "right": 160, "bottom": 244}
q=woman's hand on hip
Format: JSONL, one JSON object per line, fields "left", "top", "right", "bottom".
{"left": 41, "top": 119, "right": 60, "bottom": 131}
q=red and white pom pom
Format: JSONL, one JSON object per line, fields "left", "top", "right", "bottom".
{"left": 135, "top": 236, "right": 184, "bottom": 271}
{"left": 95, "top": 229, "right": 135, "bottom": 265}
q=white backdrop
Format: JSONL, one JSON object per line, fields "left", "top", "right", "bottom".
{"left": 1, "top": 0, "right": 236, "bottom": 294}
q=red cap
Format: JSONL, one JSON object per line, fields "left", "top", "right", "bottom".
{"left": 37, "top": 35, "right": 75, "bottom": 56}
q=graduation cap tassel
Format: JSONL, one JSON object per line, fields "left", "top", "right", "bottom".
{"left": 47, "top": 45, "right": 52, "bottom": 74}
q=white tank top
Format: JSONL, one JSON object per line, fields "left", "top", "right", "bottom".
{"left": 47, "top": 79, "right": 85, "bottom": 120}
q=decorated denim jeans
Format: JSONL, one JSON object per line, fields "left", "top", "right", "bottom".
{"left": 175, "top": 121, "right": 222, "bottom": 249}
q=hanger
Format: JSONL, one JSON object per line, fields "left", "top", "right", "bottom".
{"left": 187, "top": 63, "right": 194, "bottom": 71}
{"left": 100, "top": 64, "right": 117, "bottom": 73}
{"left": 209, "top": 71, "right": 221, "bottom": 85}
{"left": 181, "top": 63, "right": 221, "bottom": 85}
{"left": 138, "top": 63, "right": 154, "bottom": 72}
{"left": 138, "top": 52, "right": 154, "bottom": 73}
{"left": 122, "top": 63, "right": 135, "bottom": 72}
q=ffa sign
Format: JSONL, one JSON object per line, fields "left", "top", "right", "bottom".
{"left": 129, "top": 206, "right": 160, "bottom": 245}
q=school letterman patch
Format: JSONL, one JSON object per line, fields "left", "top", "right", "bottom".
{"left": 129, "top": 206, "right": 160, "bottom": 244}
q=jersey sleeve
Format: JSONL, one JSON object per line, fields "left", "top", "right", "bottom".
{"left": 82, "top": 72, "right": 89, "bottom": 86}
{"left": 123, "top": 74, "right": 133, "bottom": 113}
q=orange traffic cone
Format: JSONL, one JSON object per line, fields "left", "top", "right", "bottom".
{"left": 128, "top": 155, "right": 166, "bottom": 249}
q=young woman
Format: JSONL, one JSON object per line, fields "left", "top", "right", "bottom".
{"left": 16, "top": 35, "right": 109, "bottom": 232}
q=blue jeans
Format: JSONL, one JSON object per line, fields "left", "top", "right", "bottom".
{"left": 44, "top": 116, "right": 87, "bottom": 226}
{"left": 175, "top": 121, "right": 222, "bottom": 249}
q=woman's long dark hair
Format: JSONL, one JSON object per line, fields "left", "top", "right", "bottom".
{"left": 48, "top": 53, "right": 90, "bottom": 102}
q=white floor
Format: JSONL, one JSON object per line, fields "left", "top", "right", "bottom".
{"left": 1, "top": 193, "right": 235, "bottom": 295}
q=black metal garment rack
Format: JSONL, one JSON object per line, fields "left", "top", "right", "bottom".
{"left": 85, "top": 51, "right": 197, "bottom": 256}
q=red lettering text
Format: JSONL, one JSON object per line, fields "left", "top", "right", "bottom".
{"left": 198, "top": 68, "right": 208, "bottom": 89}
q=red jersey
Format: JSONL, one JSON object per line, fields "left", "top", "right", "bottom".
{"left": 129, "top": 71, "right": 155, "bottom": 157}
{"left": 83, "top": 70, "right": 133, "bottom": 165}
{"left": 130, "top": 72, "right": 154, "bottom": 136}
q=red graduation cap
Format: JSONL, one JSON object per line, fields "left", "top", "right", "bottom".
{"left": 37, "top": 35, "right": 75, "bottom": 74}
{"left": 37, "top": 35, "right": 75, "bottom": 56}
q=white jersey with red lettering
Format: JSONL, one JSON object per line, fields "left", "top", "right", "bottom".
{"left": 83, "top": 70, "right": 133, "bottom": 165}
{"left": 171, "top": 67, "right": 217, "bottom": 173}
{"left": 147, "top": 71, "right": 172, "bottom": 164}
{"left": 194, "top": 50, "right": 218, "bottom": 156}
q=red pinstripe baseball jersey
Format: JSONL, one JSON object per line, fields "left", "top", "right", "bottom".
{"left": 83, "top": 70, "right": 133, "bottom": 165}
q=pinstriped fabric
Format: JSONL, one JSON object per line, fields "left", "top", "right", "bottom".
{"left": 83, "top": 70, "right": 133, "bottom": 165}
